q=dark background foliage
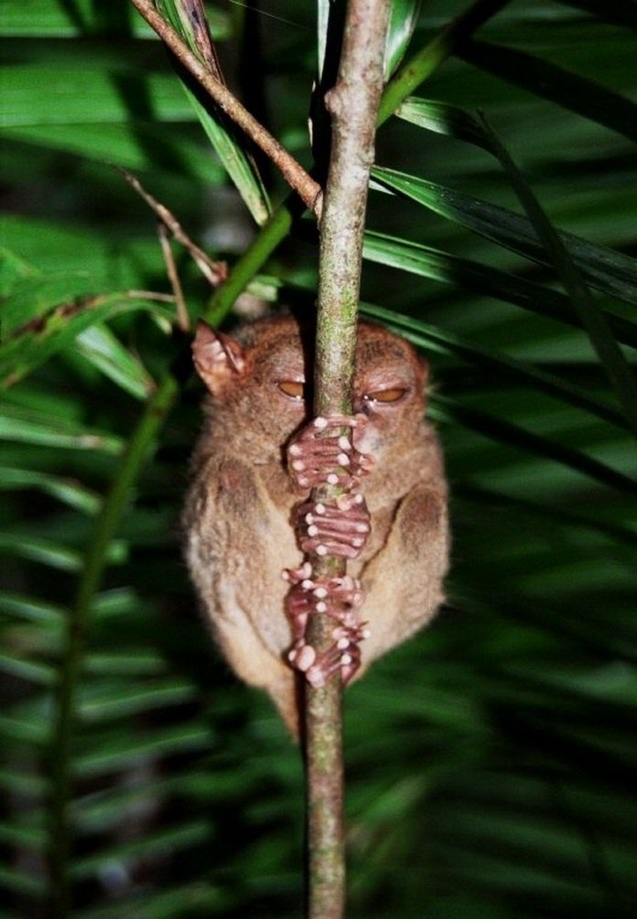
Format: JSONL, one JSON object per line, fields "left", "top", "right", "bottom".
{"left": 1, "top": 1, "right": 636, "bottom": 917}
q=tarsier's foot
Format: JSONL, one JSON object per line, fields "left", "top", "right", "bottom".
{"left": 298, "top": 627, "right": 368, "bottom": 688}
{"left": 287, "top": 414, "right": 374, "bottom": 491}
{"left": 283, "top": 565, "right": 369, "bottom": 686}
{"left": 296, "top": 492, "right": 371, "bottom": 559}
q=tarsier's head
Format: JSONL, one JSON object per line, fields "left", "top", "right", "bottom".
{"left": 192, "top": 314, "right": 429, "bottom": 460}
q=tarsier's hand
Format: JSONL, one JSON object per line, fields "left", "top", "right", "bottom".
{"left": 283, "top": 564, "right": 370, "bottom": 687}
{"left": 287, "top": 414, "right": 374, "bottom": 491}
{"left": 295, "top": 492, "right": 371, "bottom": 559}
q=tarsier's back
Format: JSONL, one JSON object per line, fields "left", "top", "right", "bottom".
{"left": 183, "top": 315, "right": 449, "bottom": 735}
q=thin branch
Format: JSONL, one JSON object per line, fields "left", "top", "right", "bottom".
{"left": 203, "top": 201, "right": 295, "bottom": 326}
{"left": 158, "top": 222, "right": 190, "bottom": 331}
{"left": 305, "top": 2, "right": 391, "bottom": 918}
{"left": 128, "top": 0, "right": 322, "bottom": 215}
{"left": 118, "top": 167, "right": 227, "bottom": 288}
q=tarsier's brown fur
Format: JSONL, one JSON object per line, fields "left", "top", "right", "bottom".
{"left": 182, "top": 315, "right": 449, "bottom": 734}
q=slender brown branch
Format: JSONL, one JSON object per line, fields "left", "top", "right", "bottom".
{"left": 128, "top": 0, "right": 322, "bottom": 215}
{"left": 158, "top": 223, "right": 190, "bottom": 331}
{"left": 117, "top": 167, "right": 226, "bottom": 288}
{"left": 306, "top": 2, "right": 391, "bottom": 918}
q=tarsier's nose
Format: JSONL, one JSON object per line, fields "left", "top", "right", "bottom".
{"left": 351, "top": 397, "right": 370, "bottom": 417}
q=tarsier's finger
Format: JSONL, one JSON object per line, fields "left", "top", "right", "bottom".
{"left": 310, "top": 413, "right": 368, "bottom": 432}
{"left": 303, "top": 520, "right": 369, "bottom": 547}
{"left": 299, "top": 535, "right": 365, "bottom": 559}
{"left": 290, "top": 467, "right": 357, "bottom": 490}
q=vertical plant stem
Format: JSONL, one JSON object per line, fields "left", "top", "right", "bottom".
{"left": 204, "top": 201, "right": 295, "bottom": 325}
{"left": 306, "top": 2, "right": 391, "bottom": 917}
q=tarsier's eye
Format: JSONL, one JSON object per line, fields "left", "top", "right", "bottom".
{"left": 277, "top": 380, "right": 305, "bottom": 401}
{"left": 364, "top": 387, "right": 407, "bottom": 405}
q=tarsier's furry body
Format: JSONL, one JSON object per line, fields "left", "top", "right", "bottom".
{"left": 183, "top": 315, "right": 449, "bottom": 733}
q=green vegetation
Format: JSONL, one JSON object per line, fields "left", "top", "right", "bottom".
{"left": 1, "top": 1, "right": 636, "bottom": 916}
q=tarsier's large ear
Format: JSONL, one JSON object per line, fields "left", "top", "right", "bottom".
{"left": 192, "top": 321, "right": 246, "bottom": 396}
{"left": 417, "top": 351, "right": 430, "bottom": 387}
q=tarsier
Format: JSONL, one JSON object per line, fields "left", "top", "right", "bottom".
{"left": 182, "top": 314, "right": 449, "bottom": 735}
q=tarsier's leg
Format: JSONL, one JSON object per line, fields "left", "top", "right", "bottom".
{"left": 284, "top": 415, "right": 373, "bottom": 686}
